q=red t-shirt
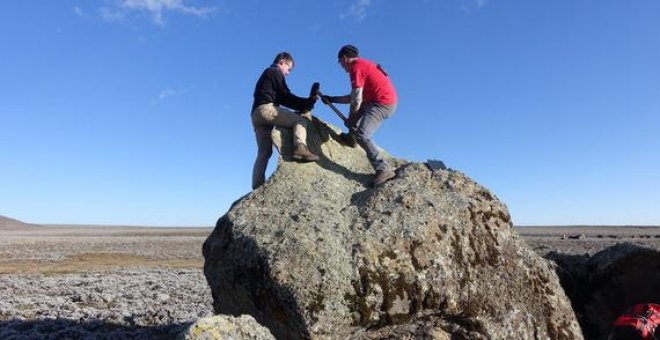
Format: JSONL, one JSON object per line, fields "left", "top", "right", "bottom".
{"left": 349, "top": 58, "right": 397, "bottom": 105}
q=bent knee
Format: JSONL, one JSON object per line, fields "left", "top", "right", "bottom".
{"left": 295, "top": 116, "right": 308, "bottom": 127}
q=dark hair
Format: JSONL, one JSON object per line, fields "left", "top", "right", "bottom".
{"left": 338, "top": 45, "right": 359, "bottom": 59}
{"left": 273, "top": 52, "right": 294, "bottom": 67}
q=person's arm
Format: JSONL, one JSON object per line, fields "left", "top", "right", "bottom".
{"left": 348, "top": 87, "right": 363, "bottom": 118}
{"left": 322, "top": 88, "right": 363, "bottom": 127}
{"left": 347, "top": 60, "right": 365, "bottom": 122}
{"left": 271, "top": 69, "right": 313, "bottom": 111}
{"left": 323, "top": 95, "right": 351, "bottom": 104}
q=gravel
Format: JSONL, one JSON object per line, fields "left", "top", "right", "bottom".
{"left": 0, "top": 227, "right": 214, "bottom": 339}
{"left": 0, "top": 268, "right": 213, "bottom": 339}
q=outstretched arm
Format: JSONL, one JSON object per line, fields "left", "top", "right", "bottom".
{"left": 323, "top": 87, "right": 363, "bottom": 112}
{"left": 323, "top": 94, "right": 351, "bottom": 104}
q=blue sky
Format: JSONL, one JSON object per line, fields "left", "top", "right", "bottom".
{"left": 1, "top": 0, "right": 658, "bottom": 226}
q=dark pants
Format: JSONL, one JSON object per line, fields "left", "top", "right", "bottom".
{"left": 352, "top": 102, "right": 397, "bottom": 172}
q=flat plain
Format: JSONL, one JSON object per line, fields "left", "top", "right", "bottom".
{"left": 0, "top": 226, "right": 211, "bottom": 274}
{"left": 516, "top": 225, "right": 660, "bottom": 256}
{"left": 0, "top": 225, "right": 214, "bottom": 338}
{"left": 1, "top": 224, "right": 659, "bottom": 338}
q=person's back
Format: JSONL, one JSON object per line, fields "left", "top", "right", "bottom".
{"left": 252, "top": 65, "right": 312, "bottom": 113}
{"left": 349, "top": 58, "right": 397, "bottom": 106}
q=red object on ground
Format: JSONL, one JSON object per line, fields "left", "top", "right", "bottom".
{"left": 611, "top": 303, "right": 660, "bottom": 339}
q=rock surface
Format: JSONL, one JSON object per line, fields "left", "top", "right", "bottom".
{"left": 179, "top": 314, "right": 275, "bottom": 340}
{"left": 203, "top": 117, "right": 582, "bottom": 339}
{"left": 547, "top": 243, "right": 660, "bottom": 339}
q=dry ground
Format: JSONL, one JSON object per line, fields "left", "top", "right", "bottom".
{"left": 0, "top": 226, "right": 211, "bottom": 274}
{"left": 515, "top": 225, "right": 660, "bottom": 256}
{"left": 0, "top": 226, "right": 214, "bottom": 338}
{"left": 1, "top": 225, "right": 658, "bottom": 338}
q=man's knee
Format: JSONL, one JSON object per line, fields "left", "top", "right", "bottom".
{"left": 294, "top": 115, "right": 308, "bottom": 127}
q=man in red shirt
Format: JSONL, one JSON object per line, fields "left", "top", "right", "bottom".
{"left": 322, "top": 45, "right": 398, "bottom": 186}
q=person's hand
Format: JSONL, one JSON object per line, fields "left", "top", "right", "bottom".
{"left": 321, "top": 95, "right": 331, "bottom": 105}
{"left": 343, "top": 117, "right": 353, "bottom": 129}
{"left": 344, "top": 114, "right": 359, "bottom": 129}
{"left": 309, "top": 82, "right": 320, "bottom": 98}
{"left": 304, "top": 97, "right": 316, "bottom": 112}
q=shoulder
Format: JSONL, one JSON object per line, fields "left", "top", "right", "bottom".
{"left": 354, "top": 58, "right": 375, "bottom": 67}
{"left": 263, "top": 66, "right": 282, "bottom": 78}
{"left": 351, "top": 58, "right": 376, "bottom": 73}
{"left": 351, "top": 58, "right": 366, "bottom": 72}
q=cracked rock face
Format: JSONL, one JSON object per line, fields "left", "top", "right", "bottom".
{"left": 203, "top": 117, "right": 582, "bottom": 339}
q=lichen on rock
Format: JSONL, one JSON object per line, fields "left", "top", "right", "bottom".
{"left": 179, "top": 314, "right": 275, "bottom": 340}
{"left": 203, "top": 116, "right": 582, "bottom": 339}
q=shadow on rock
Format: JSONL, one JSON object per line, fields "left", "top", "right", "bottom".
{"left": 270, "top": 116, "right": 375, "bottom": 187}
{"left": 546, "top": 251, "right": 593, "bottom": 336}
{"left": 0, "top": 318, "right": 191, "bottom": 339}
{"left": 308, "top": 117, "right": 373, "bottom": 186}
{"left": 348, "top": 163, "right": 413, "bottom": 209}
{"left": 202, "top": 215, "right": 310, "bottom": 339}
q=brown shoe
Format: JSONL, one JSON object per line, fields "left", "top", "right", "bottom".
{"left": 372, "top": 169, "right": 395, "bottom": 186}
{"left": 292, "top": 144, "right": 319, "bottom": 162}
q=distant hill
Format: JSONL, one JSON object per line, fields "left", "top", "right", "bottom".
{"left": 0, "top": 215, "right": 41, "bottom": 230}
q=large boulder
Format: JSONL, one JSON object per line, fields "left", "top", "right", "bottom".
{"left": 203, "top": 116, "right": 582, "bottom": 339}
{"left": 547, "top": 243, "right": 660, "bottom": 339}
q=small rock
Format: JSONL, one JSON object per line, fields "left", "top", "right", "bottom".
{"left": 179, "top": 314, "right": 275, "bottom": 340}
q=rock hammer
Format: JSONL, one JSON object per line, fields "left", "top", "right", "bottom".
{"left": 315, "top": 89, "right": 348, "bottom": 123}
{"left": 314, "top": 85, "right": 356, "bottom": 147}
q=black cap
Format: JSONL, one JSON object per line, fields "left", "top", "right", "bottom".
{"left": 338, "top": 45, "right": 359, "bottom": 59}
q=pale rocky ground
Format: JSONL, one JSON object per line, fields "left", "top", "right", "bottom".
{"left": 1, "top": 225, "right": 658, "bottom": 338}
{"left": 0, "top": 226, "right": 214, "bottom": 339}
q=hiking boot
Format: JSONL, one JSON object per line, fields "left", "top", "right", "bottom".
{"left": 338, "top": 132, "right": 357, "bottom": 147}
{"left": 372, "top": 169, "right": 395, "bottom": 186}
{"left": 292, "top": 144, "right": 319, "bottom": 162}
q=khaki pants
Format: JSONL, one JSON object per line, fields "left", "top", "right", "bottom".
{"left": 251, "top": 103, "right": 309, "bottom": 189}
